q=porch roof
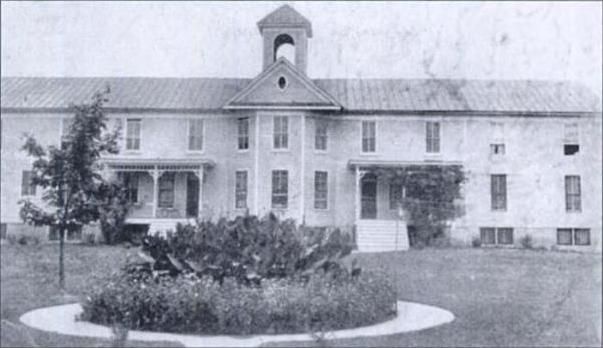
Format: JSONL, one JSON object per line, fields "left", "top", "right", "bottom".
{"left": 102, "top": 157, "right": 215, "bottom": 171}
{"left": 348, "top": 159, "right": 463, "bottom": 170}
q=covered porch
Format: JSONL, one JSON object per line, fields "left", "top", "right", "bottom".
{"left": 102, "top": 158, "right": 215, "bottom": 234}
{"left": 349, "top": 159, "right": 463, "bottom": 252}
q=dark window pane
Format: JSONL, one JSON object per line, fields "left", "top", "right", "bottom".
{"left": 563, "top": 144, "right": 579, "bottom": 155}
{"left": 480, "top": 227, "right": 496, "bottom": 245}
{"left": 497, "top": 228, "right": 514, "bottom": 245}
{"left": 557, "top": 228, "right": 573, "bottom": 245}
{"left": 574, "top": 229, "right": 590, "bottom": 246}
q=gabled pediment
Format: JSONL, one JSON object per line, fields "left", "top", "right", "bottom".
{"left": 223, "top": 58, "right": 341, "bottom": 111}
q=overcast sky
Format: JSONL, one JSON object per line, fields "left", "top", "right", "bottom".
{"left": 1, "top": 1, "right": 601, "bottom": 96}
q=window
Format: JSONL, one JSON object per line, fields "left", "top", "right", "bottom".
{"left": 158, "top": 173, "right": 175, "bottom": 208}
{"left": 21, "top": 170, "right": 36, "bottom": 196}
{"left": 238, "top": 118, "right": 249, "bottom": 150}
{"left": 315, "top": 120, "right": 328, "bottom": 151}
{"left": 565, "top": 175, "right": 581, "bottom": 212}
{"left": 574, "top": 229, "right": 591, "bottom": 246}
{"left": 0, "top": 223, "right": 7, "bottom": 240}
{"left": 362, "top": 120, "right": 376, "bottom": 153}
{"left": 314, "top": 171, "right": 328, "bottom": 209}
{"left": 389, "top": 183, "right": 404, "bottom": 210}
{"left": 556, "top": 228, "right": 573, "bottom": 245}
{"left": 564, "top": 144, "right": 579, "bottom": 155}
{"left": 497, "top": 228, "right": 514, "bottom": 245}
{"left": 271, "top": 170, "right": 288, "bottom": 209}
{"left": 490, "top": 144, "right": 505, "bottom": 156}
{"left": 188, "top": 119, "right": 204, "bottom": 151}
{"left": 563, "top": 123, "right": 579, "bottom": 156}
{"left": 61, "top": 118, "right": 74, "bottom": 149}
{"left": 273, "top": 116, "right": 288, "bottom": 149}
{"left": 491, "top": 174, "right": 507, "bottom": 211}
{"left": 480, "top": 227, "right": 496, "bottom": 245}
{"left": 235, "top": 171, "right": 248, "bottom": 209}
{"left": 426, "top": 121, "right": 440, "bottom": 153}
{"left": 480, "top": 227, "right": 513, "bottom": 245}
{"left": 126, "top": 119, "right": 141, "bottom": 150}
{"left": 557, "top": 228, "right": 591, "bottom": 246}
{"left": 121, "top": 173, "right": 138, "bottom": 203}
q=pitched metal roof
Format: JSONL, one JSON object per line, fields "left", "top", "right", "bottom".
{"left": 257, "top": 5, "right": 313, "bottom": 37}
{"left": 1, "top": 76, "right": 600, "bottom": 114}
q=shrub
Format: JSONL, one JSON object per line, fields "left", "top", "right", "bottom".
{"left": 98, "top": 181, "right": 130, "bottom": 245}
{"left": 471, "top": 236, "right": 481, "bottom": 248}
{"left": 519, "top": 235, "right": 533, "bottom": 249}
{"left": 82, "top": 232, "right": 96, "bottom": 245}
{"left": 16, "top": 235, "right": 40, "bottom": 246}
{"left": 138, "top": 214, "right": 356, "bottom": 284}
{"left": 80, "top": 269, "right": 397, "bottom": 335}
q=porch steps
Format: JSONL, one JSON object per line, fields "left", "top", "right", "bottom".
{"left": 356, "top": 220, "right": 409, "bottom": 252}
{"left": 148, "top": 219, "right": 190, "bottom": 237}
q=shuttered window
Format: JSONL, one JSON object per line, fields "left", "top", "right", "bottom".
{"left": 238, "top": 118, "right": 249, "bottom": 150}
{"left": 273, "top": 116, "right": 288, "bottom": 149}
{"left": 361, "top": 121, "right": 376, "bottom": 152}
{"left": 426, "top": 121, "right": 440, "bottom": 153}
{"left": 188, "top": 119, "right": 204, "bottom": 151}
{"left": 314, "top": 171, "right": 328, "bottom": 209}
{"left": 491, "top": 174, "right": 507, "bottom": 211}
{"left": 21, "top": 170, "right": 36, "bottom": 196}
{"left": 235, "top": 171, "right": 248, "bottom": 209}
{"left": 126, "top": 119, "right": 141, "bottom": 150}
{"left": 271, "top": 170, "right": 288, "bottom": 209}
{"left": 565, "top": 175, "right": 581, "bottom": 212}
{"left": 158, "top": 173, "right": 175, "bottom": 208}
{"left": 315, "top": 121, "right": 328, "bottom": 151}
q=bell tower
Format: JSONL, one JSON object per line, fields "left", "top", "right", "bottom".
{"left": 257, "top": 5, "right": 312, "bottom": 73}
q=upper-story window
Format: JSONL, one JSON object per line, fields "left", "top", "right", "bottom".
{"left": 188, "top": 119, "right": 204, "bottom": 151}
{"left": 565, "top": 175, "right": 581, "bottom": 212}
{"left": 314, "top": 171, "right": 328, "bottom": 209}
{"left": 238, "top": 117, "right": 249, "bottom": 150}
{"left": 490, "top": 121, "right": 505, "bottom": 157}
{"left": 271, "top": 170, "right": 288, "bottom": 209}
{"left": 21, "top": 170, "right": 36, "bottom": 196}
{"left": 126, "top": 119, "right": 141, "bottom": 151}
{"left": 563, "top": 123, "right": 579, "bottom": 156}
{"left": 361, "top": 120, "right": 376, "bottom": 153}
{"left": 425, "top": 121, "right": 440, "bottom": 153}
{"left": 491, "top": 174, "right": 507, "bottom": 211}
{"left": 273, "top": 116, "right": 288, "bottom": 149}
{"left": 315, "top": 120, "right": 328, "bottom": 151}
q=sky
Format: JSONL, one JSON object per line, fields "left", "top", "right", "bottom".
{"left": 1, "top": 1, "right": 601, "bottom": 96}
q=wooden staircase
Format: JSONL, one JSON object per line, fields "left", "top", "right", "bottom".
{"left": 356, "top": 219, "right": 409, "bottom": 252}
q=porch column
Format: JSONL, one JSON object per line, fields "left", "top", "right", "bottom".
{"left": 197, "top": 167, "right": 204, "bottom": 219}
{"left": 355, "top": 166, "right": 361, "bottom": 221}
{"left": 152, "top": 167, "right": 159, "bottom": 218}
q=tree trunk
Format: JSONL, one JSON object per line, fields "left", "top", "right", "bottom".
{"left": 59, "top": 227, "right": 65, "bottom": 290}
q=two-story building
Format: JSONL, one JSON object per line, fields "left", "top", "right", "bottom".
{"left": 1, "top": 5, "right": 601, "bottom": 251}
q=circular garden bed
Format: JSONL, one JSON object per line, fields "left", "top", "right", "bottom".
{"left": 80, "top": 214, "right": 398, "bottom": 335}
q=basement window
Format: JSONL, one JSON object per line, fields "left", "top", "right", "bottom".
{"left": 563, "top": 144, "right": 579, "bottom": 156}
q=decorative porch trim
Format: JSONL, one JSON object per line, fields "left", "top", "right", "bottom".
{"left": 348, "top": 159, "right": 463, "bottom": 170}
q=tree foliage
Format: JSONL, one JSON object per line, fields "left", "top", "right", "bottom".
{"left": 371, "top": 165, "right": 466, "bottom": 246}
{"left": 19, "top": 88, "right": 121, "bottom": 288}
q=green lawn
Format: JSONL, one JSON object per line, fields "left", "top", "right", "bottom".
{"left": 1, "top": 243, "right": 601, "bottom": 347}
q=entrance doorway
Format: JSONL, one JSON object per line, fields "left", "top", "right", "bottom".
{"left": 186, "top": 173, "right": 200, "bottom": 218}
{"left": 361, "top": 173, "right": 377, "bottom": 219}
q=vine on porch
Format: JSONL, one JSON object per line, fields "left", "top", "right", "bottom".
{"left": 373, "top": 165, "right": 466, "bottom": 247}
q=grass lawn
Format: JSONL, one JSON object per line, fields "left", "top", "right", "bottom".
{"left": 0, "top": 242, "right": 183, "bottom": 347}
{"left": 1, "top": 243, "right": 601, "bottom": 347}
{"left": 269, "top": 248, "right": 602, "bottom": 347}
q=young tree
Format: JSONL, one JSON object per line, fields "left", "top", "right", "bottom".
{"left": 19, "top": 88, "right": 120, "bottom": 289}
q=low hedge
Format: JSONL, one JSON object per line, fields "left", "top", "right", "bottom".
{"left": 80, "top": 270, "right": 397, "bottom": 335}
